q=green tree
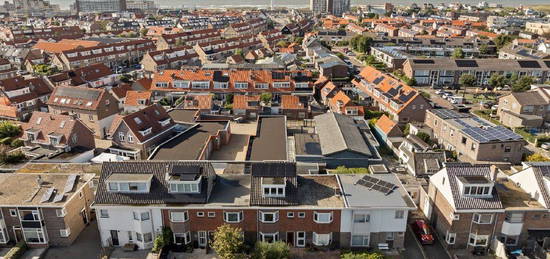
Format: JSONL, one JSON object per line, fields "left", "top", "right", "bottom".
{"left": 33, "top": 64, "right": 57, "bottom": 76}
{"left": 479, "top": 44, "right": 490, "bottom": 55}
{"left": 260, "top": 93, "right": 272, "bottom": 104}
{"left": 334, "top": 166, "right": 369, "bottom": 174}
{"left": 293, "top": 37, "right": 304, "bottom": 44}
{"left": 252, "top": 241, "right": 290, "bottom": 259}
{"left": 416, "top": 132, "right": 431, "bottom": 144}
{"left": 526, "top": 153, "right": 550, "bottom": 162}
{"left": 459, "top": 74, "right": 477, "bottom": 91}
{"left": 152, "top": 227, "right": 173, "bottom": 253}
{"left": 0, "top": 121, "right": 21, "bottom": 138}
{"left": 211, "top": 225, "right": 244, "bottom": 259}
{"left": 350, "top": 35, "right": 372, "bottom": 53}
{"left": 512, "top": 76, "right": 534, "bottom": 92}
{"left": 140, "top": 28, "right": 149, "bottom": 37}
{"left": 452, "top": 48, "right": 464, "bottom": 58}
{"left": 488, "top": 74, "right": 506, "bottom": 90}
{"left": 494, "top": 34, "right": 513, "bottom": 50}
{"left": 335, "top": 52, "right": 346, "bottom": 60}
{"left": 276, "top": 40, "right": 289, "bottom": 48}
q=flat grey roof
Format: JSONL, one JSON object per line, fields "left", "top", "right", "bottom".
{"left": 248, "top": 116, "right": 287, "bottom": 161}
{"left": 168, "top": 109, "right": 198, "bottom": 123}
{"left": 108, "top": 173, "right": 153, "bottom": 182}
{"left": 207, "top": 174, "right": 251, "bottom": 206}
{"left": 339, "top": 174, "right": 415, "bottom": 209}
{"left": 294, "top": 133, "right": 322, "bottom": 156}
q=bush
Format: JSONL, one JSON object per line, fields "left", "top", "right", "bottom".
{"left": 260, "top": 93, "right": 272, "bottom": 104}
{"left": 0, "top": 121, "right": 21, "bottom": 138}
{"left": 10, "top": 139, "right": 23, "bottom": 148}
{"left": 4, "top": 241, "right": 27, "bottom": 259}
{"left": 0, "top": 148, "right": 25, "bottom": 164}
{"left": 333, "top": 166, "right": 369, "bottom": 174}
{"left": 341, "top": 251, "right": 385, "bottom": 259}
{"left": 526, "top": 154, "right": 550, "bottom": 162}
{"left": 212, "top": 225, "right": 244, "bottom": 259}
{"left": 152, "top": 227, "right": 173, "bottom": 253}
{"left": 364, "top": 110, "right": 386, "bottom": 120}
{"left": 0, "top": 137, "right": 12, "bottom": 145}
{"left": 252, "top": 241, "right": 290, "bottom": 259}
{"left": 416, "top": 132, "right": 431, "bottom": 144}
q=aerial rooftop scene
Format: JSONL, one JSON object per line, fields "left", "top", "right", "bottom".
{"left": 0, "top": 0, "right": 549, "bottom": 258}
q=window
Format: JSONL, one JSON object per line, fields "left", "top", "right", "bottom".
{"left": 60, "top": 228, "right": 71, "bottom": 237}
{"left": 224, "top": 211, "right": 243, "bottom": 223}
{"left": 234, "top": 82, "right": 248, "bottom": 89}
{"left": 192, "top": 81, "right": 210, "bottom": 89}
{"left": 208, "top": 212, "right": 216, "bottom": 218}
{"left": 118, "top": 132, "right": 125, "bottom": 141}
{"left": 287, "top": 212, "right": 294, "bottom": 218}
{"left": 128, "top": 231, "right": 133, "bottom": 241}
{"left": 351, "top": 235, "right": 370, "bottom": 247}
{"left": 262, "top": 186, "right": 285, "bottom": 197}
{"left": 463, "top": 185, "right": 491, "bottom": 196}
{"left": 296, "top": 231, "right": 306, "bottom": 247}
{"left": 354, "top": 214, "right": 370, "bottom": 223}
{"left": 469, "top": 234, "right": 489, "bottom": 247}
{"left": 100, "top": 209, "right": 109, "bottom": 218}
{"left": 169, "top": 182, "right": 200, "bottom": 193}
{"left": 504, "top": 146, "right": 511, "bottom": 152}
{"left": 255, "top": 83, "right": 268, "bottom": 89}
{"left": 174, "top": 232, "right": 191, "bottom": 245}
{"left": 23, "top": 229, "right": 45, "bottom": 244}
{"left": 473, "top": 213, "right": 493, "bottom": 224}
{"left": 174, "top": 80, "right": 190, "bottom": 88}
{"left": 19, "top": 210, "right": 40, "bottom": 221}
{"left": 170, "top": 211, "right": 189, "bottom": 222}
{"left": 260, "top": 211, "right": 279, "bottom": 223}
{"left": 214, "top": 82, "right": 228, "bottom": 89}
{"left": 298, "top": 212, "right": 305, "bottom": 218}
{"left": 395, "top": 210, "right": 405, "bottom": 219}
{"left": 446, "top": 232, "right": 456, "bottom": 245}
{"left": 133, "top": 211, "right": 150, "bottom": 221}
{"left": 503, "top": 235, "right": 519, "bottom": 246}
{"left": 260, "top": 232, "right": 279, "bottom": 243}
{"left": 137, "top": 232, "right": 153, "bottom": 243}
{"left": 56, "top": 208, "right": 66, "bottom": 217}
{"left": 127, "top": 135, "right": 134, "bottom": 143}
{"left": 386, "top": 232, "right": 395, "bottom": 241}
{"left": 273, "top": 82, "right": 290, "bottom": 88}
{"left": 9, "top": 209, "right": 17, "bottom": 217}
{"left": 312, "top": 232, "right": 331, "bottom": 246}
{"left": 313, "top": 212, "right": 333, "bottom": 223}
{"left": 451, "top": 213, "right": 460, "bottom": 221}
{"left": 197, "top": 212, "right": 205, "bottom": 217}
{"left": 505, "top": 212, "right": 523, "bottom": 223}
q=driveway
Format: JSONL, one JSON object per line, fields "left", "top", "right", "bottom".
{"left": 44, "top": 221, "right": 101, "bottom": 259}
{"left": 403, "top": 226, "right": 425, "bottom": 259}
{"left": 424, "top": 232, "right": 451, "bottom": 259}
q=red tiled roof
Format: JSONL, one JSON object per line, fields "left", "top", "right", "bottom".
{"left": 125, "top": 91, "right": 152, "bottom": 106}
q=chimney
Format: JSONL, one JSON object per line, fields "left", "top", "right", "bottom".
{"left": 490, "top": 165, "right": 499, "bottom": 181}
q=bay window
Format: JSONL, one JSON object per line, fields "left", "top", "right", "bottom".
{"left": 23, "top": 229, "right": 46, "bottom": 244}
{"left": 224, "top": 211, "right": 243, "bottom": 223}
{"left": 174, "top": 232, "right": 191, "bottom": 245}
{"left": 313, "top": 212, "right": 333, "bottom": 223}
{"left": 472, "top": 213, "right": 493, "bottom": 224}
{"left": 260, "top": 211, "right": 279, "bottom": 223}
{"left": 312, "top": 232, "right": 331, "bottom": 246}
{"left": 170, "top": 211, "right": 189, "bottom": 222}
{"left": 468, "top": 234, "right": 489, "bottom": 247}
{"left": 260, "top": 232, "right": 278, "bottom": 243}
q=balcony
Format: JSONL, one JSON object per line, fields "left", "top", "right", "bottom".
{"left": 501, "top": 221, "right": 523, "bottom": 236}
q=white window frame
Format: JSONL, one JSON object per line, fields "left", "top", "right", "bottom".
{"left": 468, "top": 233, "right": 489, "bottom": 247}
{"left": 446, "top": 232, "right": 456, "bottom": 245}
{"left": 351, "top": 234, "right": 370, "bottom": 247}
{"left": 224, "top": 211, "right": 243, "bottom": 223}
{"left": 197, "top": 212, "right": 205, "bottom": 217}
{"left": 296, "top": 231, "right": 306, "bottom": 247}
{"left": 133, "top": 211, "right": 150, "bottom": 221}
{"left": 99, "top": 209, "right": 109, "bottom": 218}
{"left": 472, "top": 213, "right": 493, "bottom": 224}
{"left": 9, "top": 209, "right": 16, "bottom": 217}
{"left": 260, "top": 211, "right": 279, "bottom": 223}
{"left": 259, "top": 232, "right": 279, "bottom": 243}
{"left": 60, "top": 228, "right": 71, "bottom": 237}
{"left": 208, "top": 212, "right": 216, "bottom": 218}
{"left": 312, "top": 232, "right": 331, "bottom": 246}
{"left": 56, "top": 208, "right": 67, "bottom": 217}
{"left": 395, "top": 210, "right": 405, "bottom": 219}
{"left": 174, "top": 232, "right": 191, "bottom": 245}
{"left": 353, "top": 213, "right": 370, "bottom": 223}
{"left": 298, "top": 212, "right": 306, "bottom": 218}
{"left": 287, "top": 212, "right": 294, "bottom": 218}
{"left": 170, "top": 211, "right": 189, "bottom": 222}
{"left": 23, "top": 228, "right": 46, "bottom": 244}
{"left": 313, "top": 212, "right": 333, "bottom": 224}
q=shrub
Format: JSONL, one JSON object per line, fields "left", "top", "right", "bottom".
{"left": 333, "top": 166, "right": 369, "bottom": 174}
{"left": 416, "top": 132, "right": 431, "bottom": 144}
{"left": 152, "top": 227, "right": 173, "bottom": 253}
{"left": 0, "top": 121, "right": 21, "bottom": 138}
{"left": 526, "top": 154, "right": 550, "bottom": 162}
{"left": 341, "top": 251, "right": 385, "bottom": 259}
{"left": 212, "top": 224, "right": 244, "bottom": 259}
{"left": 0, "top": 137, "right": 12, "bottom": 145}
{"left": 10, "top": 139, "right": 23, "bottom": 148}
{"left": 252, "top": 241, "right": 290, "bottom": 259}
{"left": 4, "top": 241, "right": 27, "bottom": 259}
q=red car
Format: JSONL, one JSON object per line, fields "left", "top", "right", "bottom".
{"left": 412, "top": 220, "right": 434, "bottom": 245}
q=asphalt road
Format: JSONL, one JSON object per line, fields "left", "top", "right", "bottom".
{"left": 404, "top": 227, "right": 425, "bottom": 259}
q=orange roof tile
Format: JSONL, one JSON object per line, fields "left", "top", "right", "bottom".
{"left": 281, "top": 95, "right": 305, "bottom": 110}
{"left": 125, "top": 91, "right": 153, "bottom": 106}
{"left": 375, "top": 114, "right": 398, "bottom": 135}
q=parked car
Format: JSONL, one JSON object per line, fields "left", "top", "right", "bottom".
{"left": 541, "top": 143, "right": 550, "bottom": 150}
{"left": 411, "top": 220, "right": 434, "bottom": 245}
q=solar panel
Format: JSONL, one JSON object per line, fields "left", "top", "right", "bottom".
{"left": 455, "top": 60, "right": 478, "bottom": 67}
{"left": 355, "top": 175, "right": 397, "bottom": 196}
{"left": 517, "top": 60, "right": 541, "bottom": 68}
{"left": 53, "top": 193, "right": 65, "bottom": 203}
{"left": 64, "top": 174, "right": 78, "bottom": 193}
{"left": 41, "top": 188, "right": 55, "bottom": 203}
{"left": 544, "top": 61, "right": 550, "bottom": 68}
{"left": 413, "top": 59, "right": 435, "bottom": 64}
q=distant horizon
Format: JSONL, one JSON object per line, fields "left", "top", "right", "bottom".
{"left": 48, "top": 0, "right": 550, "bottom": 10}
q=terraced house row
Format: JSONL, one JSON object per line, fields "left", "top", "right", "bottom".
{"left": 94, "top": 161, "right": 416, "bottom": 250}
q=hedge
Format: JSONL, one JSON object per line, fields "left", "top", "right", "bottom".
{"left": 4, "top": 241, "right": 28, "bottom": 259}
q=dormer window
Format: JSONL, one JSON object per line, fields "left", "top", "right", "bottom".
{"left": 159, "top": 118, "right": 171, "bottom": 127}
{"left": 167, "top": 166, "right": 202, "bottom": 194}
{"left": 26, "top": 131, "right": 37, "bottom": 141}
{"left": 458, "top": 176, "right": 493, "bottom": 198}
{"left": 261, "top": 177, "right": 286, "bottom": 198}
{"left": 49, "top": 136, "right": 60, "bottom": 146}
{"left": 106, "top": 174, "right": 152, "bottom": 193}
{"left": 139, "top": 128, "right": 152, "bottom": 136}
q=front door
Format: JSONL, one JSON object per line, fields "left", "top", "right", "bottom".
{"left": 198, "top": 231, "right": 207, "bottom": 248}
{"left": 286, "top": 232, "right": 294, "bottom": 246}
{"left": 81, "top": 208, "right": 88, "bottom": 225}
{"left": 13, "top": 227, "right": 23, "bottom": 243}
{"left": 110, "top": 230, "right": 119, "bottom": 246}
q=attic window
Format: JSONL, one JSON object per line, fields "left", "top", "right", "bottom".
{"left": 139, "top": 127, "right": 152, "bottom": 136}
{"left": 134, "top": 117, "right": 142, "bottom": 124}
{"left": 60, "top": 121, "right": 66, "bottom": 128}
{"left": 36, "top": 117, "right": 42, "bottom": 125}
{"left": 86, "top": 101, "right": 92, "bottom": 107}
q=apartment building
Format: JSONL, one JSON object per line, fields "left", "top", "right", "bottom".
{"left": 155, "top": 29, "right": 221, "bottom": 51}
{"left": 0, "top": 26, "right": 84, "bottom": 43}
{"left": 0, "top": 172, "right": 95, "bottom": 247}
{"left": 45, "top": 63, "right": 117, "bottom": 88}
{"left": 53, "top": 39, "right": 155, "bottom": 71}
{"left": 310, "top": 0, "right": 350, "bottom": 16}
{"left": 425, "top": 109, "right": 525, "bottom": 164}
{"left": 193, "top": 36, "right": 264, "bottom": 64}
{"left": 352, "top": 66, "right": 431, "bottom": 124}
{"left": 150, "top": 69, "right": 313, "bottom": 100}
{"left": 497, "top": 85, "right": 550, "bottom": 128}
{"left": 0, "top": 58, "right": 17, "bottom": 79}
{"left": 0, "top": 76, "right": 52, "bottom": 121}
{"left": 76, "top": 0, "right": 126, "bottom": 13}
{"left": 94, "top": 161, "right": 413, "bottom": 250}
{"left": 403, "top": 58, "right": 550, "bottom": 87}
{"left": 140, "top": 46, "right": 199, "bottom": 74}
{"left": 108, "top": 104, "right": 178, "bottom": 160}
{"left": 374, "top": 24, "right": 399, "bottom": 37}
{"left": 525, "top": 22, "right": 550, "bottom": 36}
{"left": 47, "top": 86, "right": 120, "bottom": 138}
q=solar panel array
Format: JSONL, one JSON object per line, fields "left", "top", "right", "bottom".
{"left": 544, "top": 61, "right": 550, "bottom": 68}
{"left": 355, "top": 175, "right": 397, "bottom": 196}
{"left": 431, "top": 109, "right": 470, "bottom": 120}
{"left": 53, "top": 193, "right": 65, "bottom": 203}
{"left": 462, "top": 126, "right": 522, "bottom": 143}
{"left": 41, "top": 188, "right": 56, "bottom": 203}
{"left": 64, "top": 174, "right": 78, "bottom": 193}
{"left": 413, "top": 59, "right": 435, "bottom": 64}
{"left": 517, "top": 60, "right": 541, "bottom": 68}
{"left": 455, "top": 60, "right": 478, "bottom": 67}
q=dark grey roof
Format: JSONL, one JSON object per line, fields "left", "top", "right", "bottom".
{"left": 314, "top": 113, "right": 373, "bottom": 157}
{"left": 248, "top": 116, "right": 287, "bottom": 161}
{"left": 511, "top": 91, "right": 548, "bottom": 105}
{"left": 54, "top": 86, "right": 101, "bottom": 100}
{"left": 445, "top": 164, "right": 503, "bottom": 210}
{"left": 531, "top": 165, "right": 550, "bottom": 208}
{"left": 251, "top": 162, "right": 296, "bottom": 177}
{"left": 294, "top": 133, "right": 322, "bottom": 156}
{"left": 413, "top": 152, "right": 446, "bottom": 177}
{"left": 95, "top": 161, "right": 216, "bottom": 205}
{"left": 250, "top": 162, "right": 298, "bottom": 206}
